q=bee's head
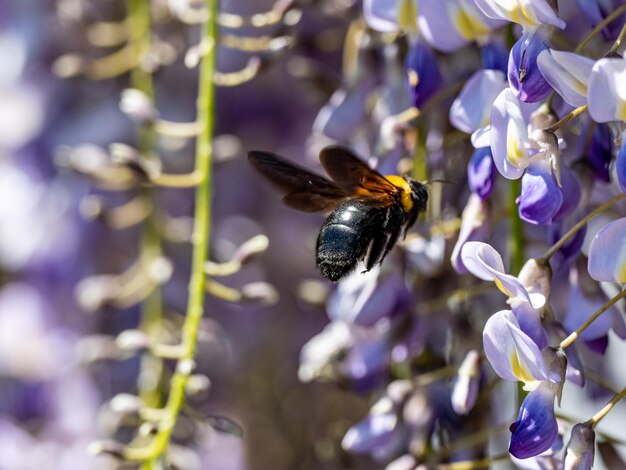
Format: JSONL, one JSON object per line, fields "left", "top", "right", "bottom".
{"left": 406, "top": 178, "right": 428, "bottom": 214}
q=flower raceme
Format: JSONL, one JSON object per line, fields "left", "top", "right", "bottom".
{"left": 483, "top": 311, "right": 566, "bottom": 458}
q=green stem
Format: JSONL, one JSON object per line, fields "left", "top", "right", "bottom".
{"left": 586, "top": 386, "right": 626, "bottom": 427}
{"left": 127, "top": 0, "right": 218, "bottom": 463}
{"left": 509, "top": 178, "right": 524, "bottom": 275}
{"left": 575, "top": 3, "right": 626, "bottom": 53}
{"left": 560, "top": 289, "right": 626, "bottom": 349}
{"left": 540, "top": 193, "right": 625, "bottom": 263}
{"left": 126, "top": 0, "right": 164, "bottom": 411}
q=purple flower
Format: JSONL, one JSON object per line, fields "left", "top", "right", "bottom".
{"left": 518, "top": 160, "right": 563, "bottom": 225}
{"left": 450, "top": 69, "right": 507, "bottom": 146}
{"left": 508, "top": 30, "right": 552, "bottom": 103}
{"left": 482, "top": 41, "right": 509, "bottom": 73}
{"left": 417, "top": 0, "right": 505, "bottom": 52}
{"left": 405, "top": 40, "right": 442, "bottom": 109}
{"left": 363, "top": 0, "right": 418, "bottom": 33}
{"left": 461, "top": 242, "right": 548, "bottom": 346}
{"left": 489, "top": 88, "right": 539, "bottom": 179}
{"left": 537, "top": 49, "right": 594, "bottom": 107}
{"left": 564, "top": 423, "right": 595, "bottom": 470}
{"left": 587, "top": 217, "right": 626, "bottom": 283}
{"left": 473, "top": 0, "right": 566, "bottom": 30}
{"left": 342, "top": 394, "right": 407, "bottom": 461}
{"left": 509, "top": 383, "right": 559, "bottom": 458}
{"left": 588, "top": 57, "right": 626, "bottom": 123}
{"left": 587, "top": 124, "right": 614, "bottom": 182}
{"left": 617, "top": 137, "right": 626, "bottom": 194}
{"left": 326, "top": 267, "right": 409, "bottom": 327}
{"left": 468, "top": 147, "right": 497, "bottom": 199}
{"left": 451, "top": 350, "right": 481, "bottom": 415}
{"left": 483, "top": 310, "right": 550, "bottom": 386}
{"left": 451, "top": 194, "right": 490, "bottom": 273}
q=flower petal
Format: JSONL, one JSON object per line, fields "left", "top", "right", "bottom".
{"left": 537, "top": 49, "right": 593, "bottom": 107}
{"left": 468, "top": 146, "right": 497, "bottom": 199}
{"left": 518, "top": 160, "right": 563, "bottom": 225}
{"left": 509, "top": 383, "right": 559, "bottom": 459}
{"left": 417, "top": 0, "right": 468, "bottom": 52}
{"left": 490, "top": 88, "right": 531, "bottom": 179}
{"left": 363, "top": 0, "right": 401, "bottom": 32}
{"left": 451, "top": 195, "right": 490, "bottom": 273}
{"left": 483, "top": 310, "right": 550, "bottom": 384}
{"left": 508, "top": 30, "right": 553, "bottom": 103}
{"left": 587, "top": 218, "right": 626, "bottom": 283}
{"left": 406, "top": 40, "right": 443, "bottom": 108}
{"left": 587, "top": 123, "right": 613, "bottom": 183}
{"left": 588, "top": 57, "right": 626, "bottom": 123}
{"left": 342, "top": 398, "right": 399, "bottom": 453}
{"left": 450, "top": 69, "right": 507, "bottom": 133}
{"left": 473, "top": 0, "right": 565, "bottom": 29}
{"left": 617, "top": 138, "right": 626, "bottom": 194}
{"left": 460, "top": 241, "right": 504, "bottom": 281}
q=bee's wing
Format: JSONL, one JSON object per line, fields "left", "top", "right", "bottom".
{"left": 319, "top": 146, "right": 399, "bottom": 205}
{"left": 248, "top": 151, "right": 349, "bottom": 212}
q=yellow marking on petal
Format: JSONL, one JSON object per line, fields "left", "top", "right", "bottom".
{"left": 511, "top": 350, "right": 536, "bottom": 383}
{"left": 494, "top": 278, "right": 514, "bottom": 297}
{"left": 408, "top": 69, "right": 419, "bottom": 88}
{"left": 616, "top": 100, "right": 626, "bottom": 122}
{"left": 397, "top": 0, "right": 418, "bottom": 32}
{"left": 508, "top": 2, "right": 538, "bottom": 29}
{"left": 616, "top": 259, "right": 626, "bottom": 283}
{"left": 455, "top": 8, "right": 491, "bottom": 40}
{"left": 506, "top": 120, "right": 527, "bottom": 167}
{"left": 384, "top": 175, "right": 413, "bottom": 212}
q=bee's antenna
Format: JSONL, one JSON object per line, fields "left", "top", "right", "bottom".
{"left": 422, "top": 178, "right": 454, "bottom": 185}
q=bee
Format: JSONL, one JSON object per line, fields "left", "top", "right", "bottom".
{"left": 248, "top": 146, "right": 428, "bottom": 281}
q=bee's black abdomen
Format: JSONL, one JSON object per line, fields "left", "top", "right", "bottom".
{"left": 316, "top": 201, "right": 386, "bottom": 281}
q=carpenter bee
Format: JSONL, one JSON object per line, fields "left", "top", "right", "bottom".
{"left": 248, "top": 146, "right": 428, "bottom": 281}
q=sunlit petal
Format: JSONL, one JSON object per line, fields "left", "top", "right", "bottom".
{"left": 587, "top": 218, "right": 626, "bottom": 283}
{"left": 537, "top": 49, "right": 593, "bottom": 107}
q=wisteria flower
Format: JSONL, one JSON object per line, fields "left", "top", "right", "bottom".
{"left": 508, "top": 30, "right": 553, "bottom": 103}
{"left": 451, "top": 194, "right": 490, "bottom": 273}
{"left": 473, "top": 0, "right": 566, "bottom": 30}
{"left": 483, "top": 311, "right": 565, "bottom": 458}
{"left": 449, "top": 69, "right": 507, "bottom": 147}
{"left": 588, "top": 57, "right": 626, "bottom": 123}
{"left": 363, "top": 0, "right": 418, "bottom": 33}
{"left": 417, "top": 0, "right": 505, "bottom": 52}
{"left": 405, "top": 40, "right": 443, "bottom": 109}
{"left": 461, "top": 241, "right": 548, "bottom": 346}
{"left": 587, "top": 217, "right": 626, "bottom": 283}
{"left": 617, "top": 137, "right": 626, "bottom": 194}
{"left": 490, "top": 88, "right": 539, "bottom": 179}
{"left": 537, "top": 49, "right": 594, "bottom": 107}
{"left": 468, "top": 147, "right": 498, "bottom": 198}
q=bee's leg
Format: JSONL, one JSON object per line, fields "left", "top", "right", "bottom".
{"left": 364, "top": 233, "right": 387, "bottom": 272}
{"left": 377, "top": 207, "right": 404, "bottom": 265}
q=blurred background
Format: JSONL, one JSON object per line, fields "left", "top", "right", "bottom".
{"left": 2, "top": 1, "right": 626, "bottom": 469}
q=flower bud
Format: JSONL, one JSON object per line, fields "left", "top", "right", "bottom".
{"left": 468, "top": 147, "right": 497, "bottom": 199}
{"left": 87, "top": 440, "right": 125, "bottom": 459}
{"left": 116, "top": 329, "right": 150, "bottom": 352}
{"left": 405, "top": 40, "right": 442, "bottom": 109}
{"left": 110, "top": 393, "right": 144, "bottom": 415}
{"left": 508, "top": 30, "right": 552, "bottom": 103}
{"left": 518, "top": 258, "right": 552, "bottom": 300}
{"left": 451, "top": 350, "right": 481, "bottom": 415}
{"left": 241, "top": 282, "right": 279, "bottom": 305}
{"left": 564, "top": 423, "right": 595, "bottom": 470}
{"left": 119, "top": 88, "right": 157, "bottom": 124}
